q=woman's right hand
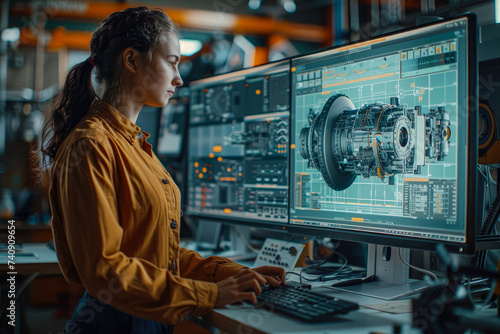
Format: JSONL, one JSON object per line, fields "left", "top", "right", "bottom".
{"left": 214, "top": 269, "right": 267, "bottom": 307}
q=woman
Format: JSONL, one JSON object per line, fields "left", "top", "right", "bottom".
{"left": 39, "top": 7, "right": 285, "bottom": 333}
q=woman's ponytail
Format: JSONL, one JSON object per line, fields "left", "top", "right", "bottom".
{"left": 39, "top": 58, "right": 96, "bottom": 167}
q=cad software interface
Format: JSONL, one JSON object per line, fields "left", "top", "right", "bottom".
{"left": 290, "top": 18, "right": 471, "bottom": 243}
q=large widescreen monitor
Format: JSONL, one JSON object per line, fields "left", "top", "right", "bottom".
{"left": 289, "top": 14, "right": 477, "bottom": 255}
{"left": 186, "top": 60, "right": 291, "bottom": 225}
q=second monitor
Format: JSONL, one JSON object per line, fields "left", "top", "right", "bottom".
{"left": 186, "top": 60, "right": 291, "bottom": 224}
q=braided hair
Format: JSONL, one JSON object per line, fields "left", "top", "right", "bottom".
{"left": 38, "top": 7, "right": 179, "bottom": 171}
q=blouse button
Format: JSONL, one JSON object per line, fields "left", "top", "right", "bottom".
{"left": 170, "top": 221, "right": 177, "bottom": 230}
{"left": 162, "top": 179, "right": 169, "bottom": 184}
{"left": 171, "top": 261, "right": 176, "bottom": 271}
{"left": 137, "top": 132, "right": 143, "bottom": 140}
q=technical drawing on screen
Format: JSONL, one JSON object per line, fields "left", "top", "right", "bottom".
{"left": 290, "top": 16, "right": 474, "bottom": 246}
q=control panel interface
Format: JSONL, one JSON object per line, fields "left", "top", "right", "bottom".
{"left": 253, "top": 238, "right": 304, "bottom": 270}
{"left": 290, "top": 18, "right": 471, "bottom": 243}
{"left": 187, "top": 61, "right": 290, "bottom": 223}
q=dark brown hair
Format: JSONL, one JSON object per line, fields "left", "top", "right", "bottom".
{"left": 38, "top": 7, "right": 179, "bottom": 174}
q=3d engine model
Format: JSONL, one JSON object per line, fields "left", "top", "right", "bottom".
{"left": 299, "top": 94, "right": 451, "bottom": 191}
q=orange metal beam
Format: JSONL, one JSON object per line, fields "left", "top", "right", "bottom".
{"left": 19, "top": 27, "right": 93, "bottom": 50}
{"left": 19, "top": 27, "right": 270, "bottom": 68}
{"left": 10, "top": 1, "right": 330, "bottom": 44}
{"left": 253, "top": 46, "right": 269, "bottom": 66}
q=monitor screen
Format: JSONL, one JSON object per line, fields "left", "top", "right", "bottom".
{"left": 156, "top": 101, "right": 187, "bottom": 158}
{"left": 136, "top": 105, "right": 161, "bottom": 150}
{"left": 289, "top": 15, "right": 477, "bottom": 253}
{"left": 186, "top": 60, "right": 291, "bottom": 224}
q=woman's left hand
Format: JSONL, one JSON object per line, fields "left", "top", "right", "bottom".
{"left": 248, "top": 266, "right": 287, "bottom": 287}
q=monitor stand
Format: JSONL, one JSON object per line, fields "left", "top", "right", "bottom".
{"left": 328, "top": 244, "right": 430, "bottom": 300}
{"left": 213, "top": 225, "right": 257, "bottom": 262}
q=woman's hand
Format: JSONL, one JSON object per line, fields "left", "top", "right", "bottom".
{"left": 214, "top": 270, "right": 266, "bottom": 307}
{"left": 250, "top": 266, "right": 287, "bottom": 287}
{"left": 214, "top": 266, "right": 287, "bottom": 308}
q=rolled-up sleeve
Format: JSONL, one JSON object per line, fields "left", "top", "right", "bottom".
{"left": 52, "top": 138, "right": 217, "bottom": 324}
{"left": 179, "top": 248, "right": 249, "bottom": 282}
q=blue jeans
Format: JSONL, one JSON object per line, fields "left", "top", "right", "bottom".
{"left": 64, "top": 292, "right": 174, "bottom": 334}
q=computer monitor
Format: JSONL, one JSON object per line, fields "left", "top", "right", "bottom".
{"left": 288, "top": 14, "right": 477, "bottom": 297}
{"left": 136, "top": 105, "right": 161, "bottom": 149}
{"left": 156, "top": 101, "right": 187, "bottom": 159}
{"left": 186, "top": 60, "right": 291, "bottom": 225}
{"left": 194, "top": 219, "right": 223, "bottom": 251}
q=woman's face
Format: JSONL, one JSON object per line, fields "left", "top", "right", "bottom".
{"left": 135, "top": 32, "right": 183, "bottom": 107}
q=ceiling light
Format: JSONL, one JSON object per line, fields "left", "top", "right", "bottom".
{"left": 180, "top": 39, "right": 203, "bottom": 56}
{"left": 496, "top": 0, "right": 499, "bottom": 23}
{"left": 1, "top": 27, "right": 20, "bottom": 43}
{"left": 248, "top": 0, "right": 262, "bottom": 10}
{"left": 281, "top": 0, "right": 296, "bottom": 13}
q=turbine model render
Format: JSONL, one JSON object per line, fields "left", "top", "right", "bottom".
{"left": 299, "top": 94, "right": 450, "bottom": 190}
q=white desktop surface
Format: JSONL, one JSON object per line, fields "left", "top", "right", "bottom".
{"left": 1, "top": 243, "right": 497, "bottom": 333}
{"left": 187, "top": 254, "right": 497, "bottom": 334}
{"left": 200, "top": 285, "right": 418, "bottom": 334}
{"left": 190, "top": 254, "right": 420, "bottom": 334}
{"left": 180, "top": 245, "right": 413, "bottom": 332}
{"left": 197, "top": 279, "right": 499, "bottom": 334}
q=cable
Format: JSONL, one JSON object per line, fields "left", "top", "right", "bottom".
{"left": 475, "top": 279, "right": 497, "bottom": 311}
{"left": 466, "top": 277, "right": 472, "bottom": 303}
{"left": 376, "top": 105, "right": 392, "bottom": 132}
{"left": 298, "top": 248, "right": 353, "bottom": 283}
{"left": 478, "top": 165, "right": 488, "bottom": 183}
{"left": 298, "top": 254, "right": 332, "bottom": 283}
{"left": 477, "top": 166, "right": 489, "bottom": 269}
{"left": 476, "top": 166, "right": 500, "bottom": 270}
{"left": 480, "top": 184, "right": 500, "bottom": 236}
{"left": 287, "top": 246, "right": 335, "bottom": 283}
{"left": 375, "top": 140, "right": 394, "bottom": 177}
{"left": 287, "top": 240, "right": 360, "bottom": 283}
{"left": 398, "top": 248, "right": 439, "bottom": 282}
{"left": 286, "top": 271, "right": 321, "bottom": 282}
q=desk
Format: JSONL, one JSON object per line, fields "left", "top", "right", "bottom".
{"left": 0, "top": 243, "right": 59, "bottom": 334}
{"left": 190, "top": 277, "right": 499, "bottom": 334}
{"left": 0, "top": 243, "right": 59, "bottom": 274}
{"left": 179, "top": 249, "right": 414, "bottom": 333}
{"left": 2, "top": 244, "right": 497, "bottom": 333}
{"left": 187, "top": 282, "right": 416, "bottom": 334}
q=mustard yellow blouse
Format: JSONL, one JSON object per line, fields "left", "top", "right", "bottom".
{"left": 49, "top": 101, "right": 247, "bottom": 324}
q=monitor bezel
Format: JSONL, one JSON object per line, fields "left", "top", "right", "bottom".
{"left": 188, "top": 213, "right": 290, "bottom": 231}
{"left": 287, "top": 13, "right": 478, "bottom": 254}
{"left": 188, "top": 58, "right": 292, "bottom": 90}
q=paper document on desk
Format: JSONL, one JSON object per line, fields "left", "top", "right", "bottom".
{"left": 362, "top": 300, "right": 412, "bottom": 314}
